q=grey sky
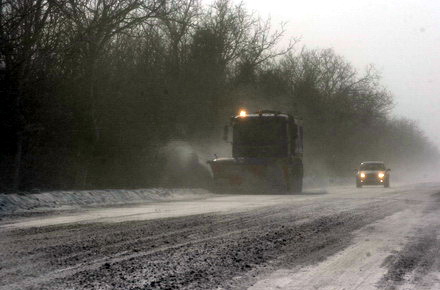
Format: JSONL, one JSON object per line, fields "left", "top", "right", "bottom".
{"left": 231, "top": 0, "right": 440, "bottom": 147}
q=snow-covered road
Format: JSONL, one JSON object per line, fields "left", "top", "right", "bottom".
{"left": 1, "top": 183, "right": 440, "bottom": 289}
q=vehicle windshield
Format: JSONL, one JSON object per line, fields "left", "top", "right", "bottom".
{"left": 360, "top": 163, "right": 386, "bottom": 171}
{"left": 232, "top": 117, "right": 287, "bottom": 157}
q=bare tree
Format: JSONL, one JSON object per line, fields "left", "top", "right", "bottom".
{"left": 204, "top": 0, "right": 296, "bottom": 70}
{"left": 0, "top": 0, "right": 55, "bottom": 190}
{"left": 51, "top": 0, "right": 165, "bottom": 186}
{"left": 159, "top": 0, "right": 200, "bottom": 71}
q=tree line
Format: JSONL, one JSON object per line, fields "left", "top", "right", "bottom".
{"left": 1, "top": 0, "right": 437, "bottom": 191}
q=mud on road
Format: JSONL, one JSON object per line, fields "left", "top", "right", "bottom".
{"left": 1, "top": 184, "right": 440, "bottom": 290}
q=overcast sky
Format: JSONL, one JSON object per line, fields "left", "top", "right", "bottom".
{"left": 228, "top": 0, "right": 440, "bottom": 147}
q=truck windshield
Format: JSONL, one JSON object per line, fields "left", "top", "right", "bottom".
{"left": 232, "top": 117, "right": 287, "bottom": 157}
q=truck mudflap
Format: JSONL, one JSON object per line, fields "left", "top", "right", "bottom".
{"left": 207, "top": 158, "right": 291, "bottom": 193}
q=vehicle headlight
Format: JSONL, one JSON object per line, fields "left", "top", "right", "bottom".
{"left": 378, "top": 172, "right": 385, "bottom": 178}
{"left": 360, "top": 172, "right": 366, "bottom": 178}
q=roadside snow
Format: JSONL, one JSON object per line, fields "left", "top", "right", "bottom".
{"left": 0, "top": 188, "right": 212, "bottom": 215}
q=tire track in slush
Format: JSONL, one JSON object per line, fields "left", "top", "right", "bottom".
{"left": 2, "top": 186, "right": 435, "bottom": 290}
{"left": 42, "top": 201, "right": 401, "bottom": 289}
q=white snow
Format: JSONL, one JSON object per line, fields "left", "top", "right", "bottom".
{"left": 0, "top": 188, "right": 213, "bottom": 215}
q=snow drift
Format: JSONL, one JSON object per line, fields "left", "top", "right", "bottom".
{"left": 0, "top": 188, "right": 213, "bottom": 215}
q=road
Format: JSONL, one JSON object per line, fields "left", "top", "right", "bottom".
{"left": 1, "top": 183, "right": 440, "bottom": 289}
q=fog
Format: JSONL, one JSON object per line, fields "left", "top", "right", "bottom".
{"left": 233, "top": 0, "right": 440, "bottom": 147}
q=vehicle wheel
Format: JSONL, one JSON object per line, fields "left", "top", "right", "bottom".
{"left": 290, "top": 162, "right": 303, "bottom": 193}
{"left": 291, "top": 174, "right": 302, "bottom": 193}
{"left": 384, "top": 178, "right": 390, "bottom": 188}
{"left": 285, "top": 169, "right": 294, "bottom": 193}
{"left": 287, "top": 163, "right": 303, "bottom": 193}
{"left": 297, "top": 173, "right": 303, "bottom": 193}
{"left": 356, "top": 179, "right": 362, "bottom": 188}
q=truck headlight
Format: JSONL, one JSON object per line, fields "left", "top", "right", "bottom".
{"left": 378, "top": 172, "right": 385, "bottom": 178}
{"left": 360, "top": 172, "right": 366, "bottom": 178}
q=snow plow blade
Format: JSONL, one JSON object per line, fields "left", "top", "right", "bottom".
{"left": 207, "top": 158, "right": 291, "bottom": 193}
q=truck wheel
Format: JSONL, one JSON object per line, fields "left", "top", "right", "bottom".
{"left": 285, "top": 173, "right": 291, "bottom": 192}
{"left": 290, "top": 162, "right": 303, "bottom": 193}
{"left": 296, "top": 174, "right": 303, "bottom": 193}
{"left": 384, "top": 178, "right": 390, "bottom": 188}
{"left": 284, "top": 167, "right": 293, "bottom": 193}
{"left": 298, "top": 162, "right": 304, "bottom": 193}
{"left": 356, "top": 180, "right": 362, "bottom": 188}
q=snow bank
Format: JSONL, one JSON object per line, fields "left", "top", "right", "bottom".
{"left": 0, "top": 188, "right": 213, "bottom": 215}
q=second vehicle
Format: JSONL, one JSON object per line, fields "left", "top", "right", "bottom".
{"left": 355, "top": 161, "right": 391, "bottom": 188}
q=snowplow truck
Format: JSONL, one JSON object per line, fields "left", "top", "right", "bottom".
{"left": 208, "top": 110, "right": 304, "bottom": 193}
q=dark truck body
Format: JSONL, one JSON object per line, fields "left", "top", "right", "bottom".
{"left": 208, "top": 110, "right": 304, "bottom": 192}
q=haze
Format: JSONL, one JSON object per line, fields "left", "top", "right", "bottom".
{"left": 234, "top": 0, "right": 440, "bottom": 147}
